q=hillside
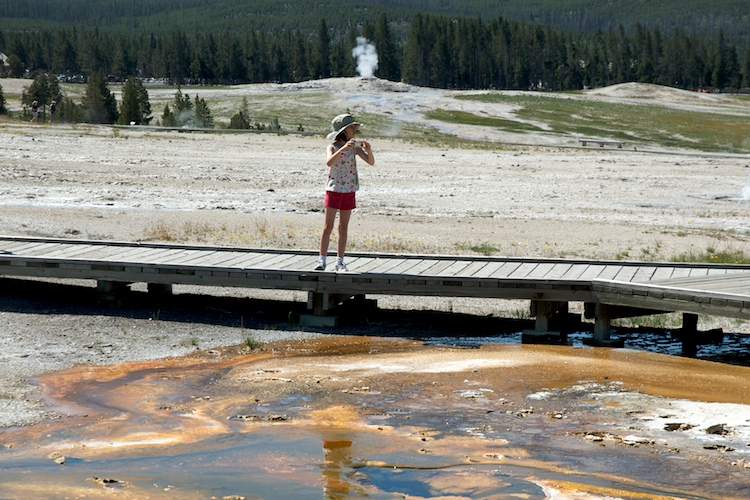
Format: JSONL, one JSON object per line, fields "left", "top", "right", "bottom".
{"left": 0, "top": 0, "right": 748, "bottom": 47}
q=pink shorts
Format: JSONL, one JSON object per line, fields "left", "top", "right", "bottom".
{"left": 324, "top": 191, "right": 356, "bottom": 210}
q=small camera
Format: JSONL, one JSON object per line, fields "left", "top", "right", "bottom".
{"left": 354, "top": 140, "right": 365, "bottom": 148}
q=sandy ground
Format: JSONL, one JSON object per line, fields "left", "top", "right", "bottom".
{"left": 1, "top": 78, "right": 750, "bottom": 496}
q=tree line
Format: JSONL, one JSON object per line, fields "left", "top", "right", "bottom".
{"left": 1, "top": 14, "right": 748, "bottom": 92}
{"left": 2, "top": 0, "right": 748, "bottom": 51}
{"left": 10, "top": 71, "right": 222, "bottom": 129}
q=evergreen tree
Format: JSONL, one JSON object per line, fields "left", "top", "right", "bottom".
{"left": 23, "top": 74, "right": 50, "bottom": 109}
{"left": 6, "top": 54, "right": 24, "bottom": 78}
{"left": 192, "top": 94, "right": 213, "bottom": 128}
{"left": 117, "top": 76, "right": 151, "bottom": 125}
{"left": 270, "top": 40, "right": 288, "bottom": 82}
{"left": 329, "top": 40, "right": 351, "bottom": 78}
{"left": 291, "top": 30, "right": 310, "bottom": 81}
{"left": 634, "top": 24, "right": 655, "bottom": 83}
{"left": 217, "top": 34, "right": 246, "bottom": 83}
{"left": 229, "top": 97, "right": 251, "bottom": 129}
{"left": 402, "top": 14, "right": 430, "bottom": 86}
{"left": 0, "top": 83, "right": 6, "bottom": 114}
{"left": 312, "top": 18, "right": 331, "bottom": 78}
{"left": 57, "top": 97, "right": 84, "bottom": 123}
{"left": 52, "top": 29, "right": 79, "bottom": 74}
{"left": 164, "top": 27, "right": 191, "bottom": 84}
{"left": 711, "top": 30, "right": 740, "bottom": 89}
{"left": 172, "top": 89, "right": 192, "bottom": 120}
{"left": 82, "top": 72, "right": 118, "bottom": 124}
{"left": 161, "top": 103, "right": 177, "bottom": 127}
{"left": 79, "top": 28, "right": 111, "bottom": 75}
{"left": 21, "top": 74, "right": 63, "bottom": 116}
{"left": 373, "top": 14, "right": 400, "bottom": 81}
{"left": 112, "top": 36, "right": 136, "bottom": 80}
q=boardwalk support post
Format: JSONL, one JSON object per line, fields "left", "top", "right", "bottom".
{"left": 299, "top": 291, "right": 356, "bottom": 327}
{"left": 586, "top": 303, "right": 624, "bottom": 347}
{"left": 307, "top": 291, "right": 355, "bottom": 315}
{"left": 680, "top": 313, "right": 699, "bottom": 357}
{"left": 300, "top": 292, "right": 378, "bottom": 327}
{"left": 147, "top": 283, "right": 173, "bottom": 297}
{"left": 522, "top": 300, "right": 565, "bottom": 344}
{"left": 96, "top": 280, "right": 131, "bottom": 307}
{"left": 593, "top": 303, "right": 611, "bottom": 341}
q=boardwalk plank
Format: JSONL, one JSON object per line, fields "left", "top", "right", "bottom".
{"left": 399, "top": 258, "right": 441, "bottom": 276}
{"left": 123, "top": 248, "right": 193, "bottom": 264}
{"left": 471, "top": 261, "right": 507, "bottom": 278}
{"left": 65, "top": 244, "right": 155, "bottom": 262}
{"left": 198, "top": 251, "right": 269, "bottom": 268}
{"left": 687, "top": 267, "right": 710, "bottom": 278}
{"left": 222, "top": 252, "right": 284, "bottom": 269}
{"left": 15, "top": 243, "right": 70, "bottom": 257}
{"left": 89, "top": 245, "right": 167, "bottom": 263}
{"left": 543, "top": 263, "right": 574, "bottom": 280}
{"left": 508, "top": 262, "right": 540, "bottom": 279}
{"left": 0, "top": 240, "right": 50, "bottom": 254}
{"left": 650, "top": 267, "right": 675, "bottom": 280}
{"left": 162, "top": 250, "right": 224, "bottom": 266}
{"left": 706, "top": 267, "right": 729, "bottom": 276}
{"left": 669, "top": 267, "right": 692, "bottom": 278}
{"left": 576, "top": 264, "right": 607, "bottom": 280}
{"left": 597, "top": 265, "right": 623, "bottom": 280}
{"left": 353, "top": 257, "right": 387, "bottom": 273}
{"left": 455, "top": 261, "right": 491, "bottom": 278}
{"left": 35, "top": 244, "right": 100, "bottom": 259}
{"left": 251, "top": 253, "right": 302, "bottom": 270}
{"left": 526, "top": 263, "right": 556, "bottom": 279}
{"left": 5, "top": 241, "right": 67, "bottom": 255}
{"left": 365, "top": 258, "right": 411, "bottom": 274}
{"left": 277, "top": 253, "right": 317, "bottom": 271}
{"left": 559, "top": 263, "right": 592, "bottom": 280}
{"left": 489, "top": 261, "right": 524, "bottom": 278}
{"left": 383, "top": 258, "right": 427, "bottom": 275}
{"left": 440, "top": 260, "right": 474, "bottom": 277}
{"left": 421, "top": 259, "right": 458, "bottom": 276}
{"left": 632, "top": 266, "right": 658, "bottom": 282}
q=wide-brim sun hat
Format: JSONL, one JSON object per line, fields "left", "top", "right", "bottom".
{"left": 326, "top": 114, "right": 360, "bottom": 142}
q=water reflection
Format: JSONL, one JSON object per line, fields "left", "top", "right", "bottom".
{"left": 1, "top": 337, "right": 749, "bottom": 498}
{"left": 320, "top": 437, "right": 356, "bottom": 498}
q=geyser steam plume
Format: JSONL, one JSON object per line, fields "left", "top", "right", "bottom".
{"left": 352, "top": 37, "right": 378, "bottom": 78}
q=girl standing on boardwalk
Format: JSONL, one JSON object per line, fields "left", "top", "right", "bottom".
{"left": 315, "top": 114, "right": 375, "bottom": 271}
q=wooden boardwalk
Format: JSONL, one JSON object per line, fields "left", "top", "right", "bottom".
{"left": 1, "top": 235, "right": 749, "bottom": 343}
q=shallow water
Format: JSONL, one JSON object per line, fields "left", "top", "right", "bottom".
{"left": 430, "top": 329, "right": 750, "bottom": 367}
{"left": 1, "top": 337, "right": 750, "bottom": 499}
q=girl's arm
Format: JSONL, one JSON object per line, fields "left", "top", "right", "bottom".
{"left": 326, "top": 141, "right": 355, "bottom": 166}
{"left": 356, "top": 141, "right": 375, "bottom": 165}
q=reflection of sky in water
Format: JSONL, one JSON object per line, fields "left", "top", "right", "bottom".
{"left": 426, "top": 330, "right": 750, "bottom": 366}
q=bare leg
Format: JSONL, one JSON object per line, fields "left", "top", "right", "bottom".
{"left": 319, "top": 207, "right": 338, "bottom": 256}
{"left": 337, "top": 209, "right": 351, "bottom": 258}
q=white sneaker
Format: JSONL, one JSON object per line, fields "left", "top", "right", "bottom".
{"left": 334, "top": 261, "right": 349, "bottom": 272}
{"left": 314, "top": 258, "right": 326, "bottom": 271}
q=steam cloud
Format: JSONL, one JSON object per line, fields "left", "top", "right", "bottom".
{"left": 352, "top": 37, "right": 378, "bottom": 78}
